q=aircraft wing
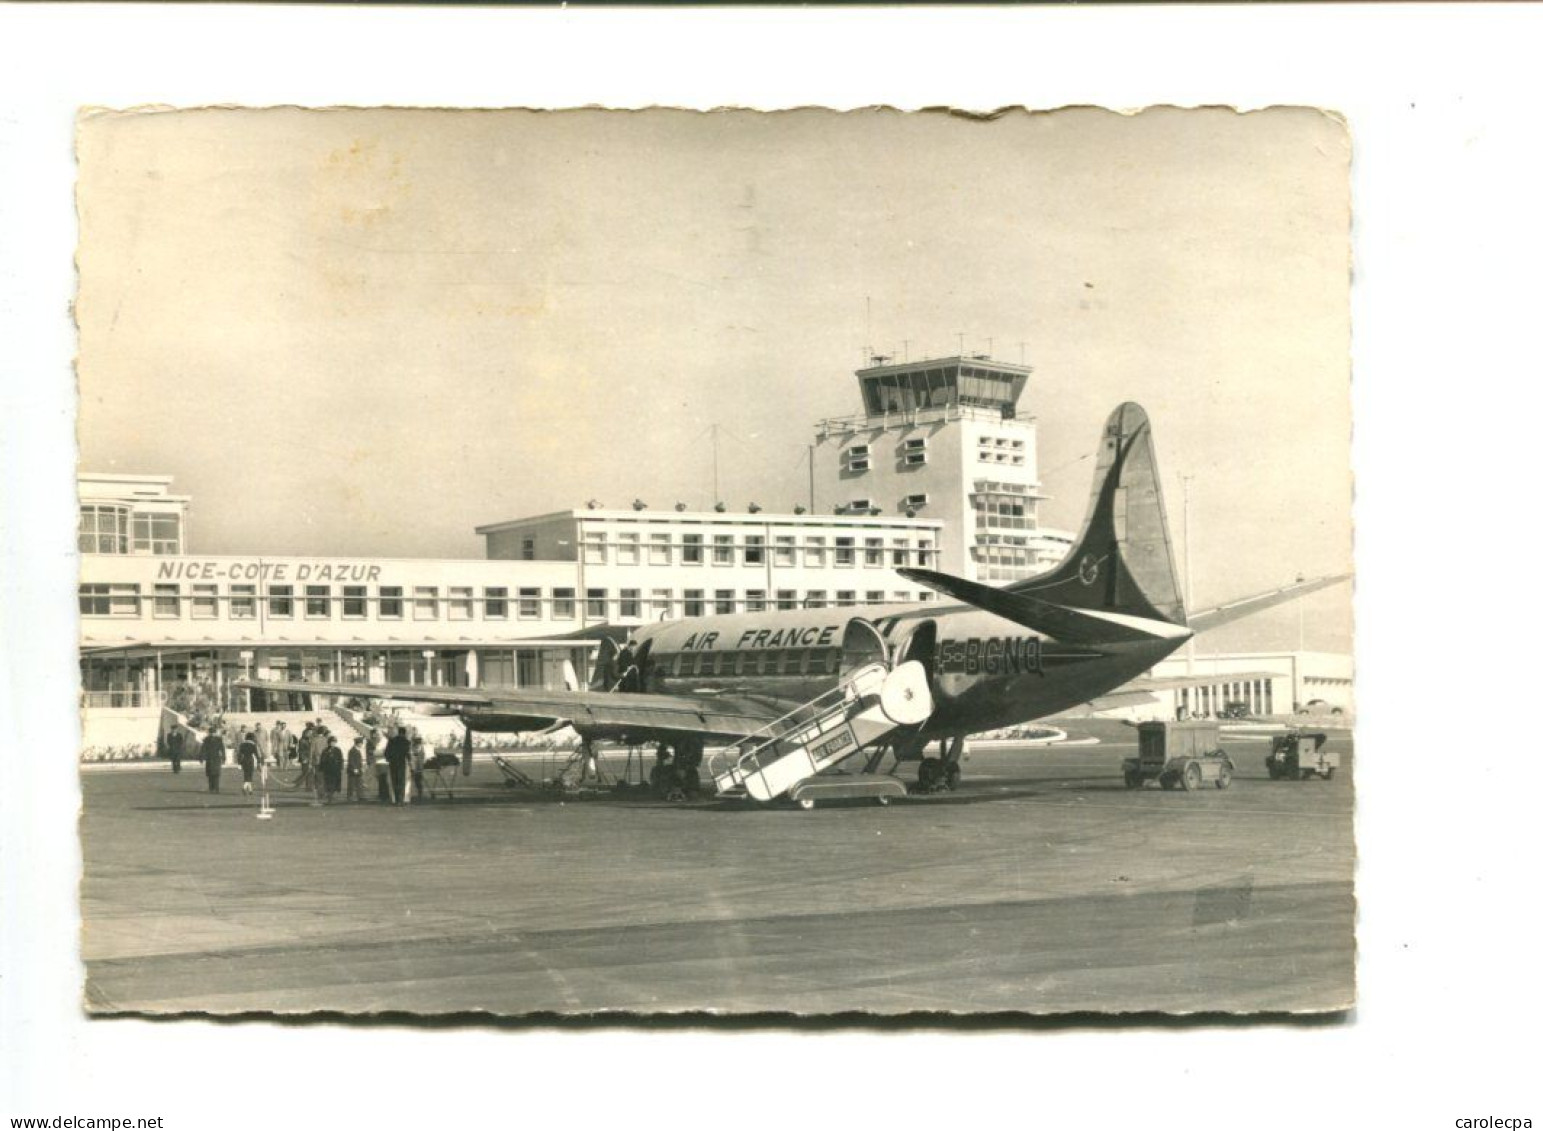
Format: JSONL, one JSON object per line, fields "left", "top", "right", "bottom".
{"left": 1187, "top": 573, "right": 1351, "bottom": 634}
{"left": 232, "top": 678, "right": 780, "bottom": 741}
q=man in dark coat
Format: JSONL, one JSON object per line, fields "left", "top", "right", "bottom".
{"left": 384, "top": 725, "right": 410, "bottom": 805}
{"left": 237, "top": 731, "right": 260, "bottom": 796}
{"left": 319, "top": 736, "right": 344, "bottom": 804}
{"left": 201, "top": 728, "right": 226, "bottom": 793}
{"left": 166, "top": 726, "right": 184, "bottom": 774}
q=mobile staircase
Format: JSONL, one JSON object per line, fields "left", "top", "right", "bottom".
{"left": 709, "top": 660, "right": 933, "bottom": 808}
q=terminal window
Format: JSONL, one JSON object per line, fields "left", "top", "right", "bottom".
{"left": 837, "top": 590, "right": 857, "bottom": 607}
{"left": 413, "top": 587, "right": 438, "bottom": 619}
{"left": 78, "top": 504, "right": 130, "bottom": 555}
{"left": 746, "top": 589, "right": 767, "bottom": 613}
{"left": 892, "top": 539, "right": 910, "bottom": 567}
{"left": 683, "top": 589, "right": 705, "bottom": 618}
{"left": 776, "top": 589, "right": 798, "bottom": 611}
{"left": 552, "top": 587, "right": 575, "bottom": 620}
{"left": 773, "top": 536, "right": 796, "bottom": 567}
{"left": 308, "top": 585, "right": 332, "bottom": 619}
{"left": 517, "top": 588, "right": 541, "bottom": 619}
{"left": 619, "top": 589, "right": 641, "bottom": 618}
{"left": 918, "top": 539, "right": 935, "bottom": 567}
{"left": 379, "top": 586, "right": 403, "bottom": 619}
{"left": 485, "top": 586, "right": 508, "bottom": 619}
{"left": 131, "top": 512, "right": 181, "bottom": 555}
{"left": 153, "top": 583, "right": 180, "bottom": 618}
{"left": 805, "top": 536, "right": 827, "bottom": 568}
{"left": 847, "top": 444, "right": 870, "bottom": 473}
{"left": 713, "top": 535, "right": 735, "bottom": 565}
{"left": 448, "top": 586, "right": 473, "bottom": 620}
{"left": 682, "top": 533, "right": 704, "bottom": 565}
{"left": 835, "top": 537, "right": 855, "bottom": 566}
{"left": 864, "top": 537, "right": 883, "bottom": 567}
{"left": 231, "top": 584, "right": 257, "bottom": 619}
{"left": 649, "top": 533, "right": 672, "bottom": 566}
{"left": 269, "top": 584, "right": 294, "bottom": 618}
{"left": 521, "top": 538, "right": 535, "bottom": 561}
{"left": 866, "top": 590, "right": 885, "bottom": 605}
{"left": 651, "top": 588, "right": 673, "bottom": 619}
{"left": 805, "top": 590, "right": 827, "bottom": 609}
{"left": 903, "top": 437, "right": 928, "bottom": 466}
{"left": 745, "top": 534, "right": 765, "bottom": 565}
{"left": 343, "top": 585, "right": 368, "bottom": 618}
{"left": 617, "top": 532, "right": 641, "bottom": 565}
{"left": 714, "top": 589, "right": 735, "bottom": 615}
{"left": 191, "top": 584, "right": 217, "bottom": 619}
{"left": 586, "top": 588, "right": 608, "bottom": 619}
{"left": 584, "top": 534, "right": 607, "bottom": 565}
{"left": 79, "top": 582, "right": 139, "bottom": 617}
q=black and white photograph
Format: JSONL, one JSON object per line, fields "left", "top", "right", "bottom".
{"left": 72, "top": 105, "right": 1352, "bottom": 1017}
{"left": 5, "top": 8, "right": 1540, "bottom": 1130}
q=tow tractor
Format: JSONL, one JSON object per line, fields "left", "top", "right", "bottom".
{"left": 1266, "top": 730, "right": 1338, "bottom": 780}
{"left": 1123, "top": 719, "right": 1234, "bottom": 791}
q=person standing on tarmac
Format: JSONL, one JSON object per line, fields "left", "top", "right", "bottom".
{"left": 409, "top": 733, "right": 427, "bottom": 803}
{"left": 166, "top": 726, "right": 184, "bottom": 774}
{"left": 345, "top": 738, "right": 365, "bottom": 802}
{"left": 271, "top": 720, "right": 289, "bottom": 769}
{"left": 201, "top": 727, "right": 226, "bottom": 793}
{"left": 237, "top": 731, "right": 260, "bottom": 796}
{"left": 319, "top": 735, "right": 344, "bottom": 805}
{"left": 384, "top": 725, "right": 410, "bottom": 805}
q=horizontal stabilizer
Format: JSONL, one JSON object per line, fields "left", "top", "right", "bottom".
{"left": 1188, "top": 573, "right": 1351, "bottom": 635}
{"left": 898, "top": 567, "right": 1187, "bottom": 644}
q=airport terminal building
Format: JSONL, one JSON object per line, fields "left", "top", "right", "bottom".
{"left": 75, "top": 353, "right": 1350, "bottom": 751}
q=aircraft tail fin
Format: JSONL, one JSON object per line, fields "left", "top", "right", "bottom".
{"left": 1009, "top": 402, "right": 1187, "bottom": 627}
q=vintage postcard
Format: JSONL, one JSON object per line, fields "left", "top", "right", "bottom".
{"left": 74, "top": 106, "right": 1353, "bottom": 1017}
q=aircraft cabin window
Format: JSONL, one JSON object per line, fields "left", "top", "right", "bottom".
{"left": 699, "top": 653, "right": 719, "bottom": 677}
{"left": 742, "top": 652, "right": 761, "bottom": 677}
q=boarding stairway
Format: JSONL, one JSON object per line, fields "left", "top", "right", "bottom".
{"left": 709, "top": 660, "right": 933, "bottom": 805}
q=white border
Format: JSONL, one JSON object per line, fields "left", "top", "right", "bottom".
{"left": 5, "top": 7, "right": 1542, "bottom": 1129}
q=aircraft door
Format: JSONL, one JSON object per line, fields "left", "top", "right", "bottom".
{"left": 839, "top": 618, "right": 889, "bottom": 679}
{"left": 893, "top": 620, "right": 938, "bottom": 682}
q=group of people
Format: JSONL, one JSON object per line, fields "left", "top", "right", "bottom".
{"left": 164, "top": 718, "right": 439, "bottom": 806}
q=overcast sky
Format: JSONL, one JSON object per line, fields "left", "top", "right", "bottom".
{"left": 75, "top": 106, "right": 1352, "bottom": 652}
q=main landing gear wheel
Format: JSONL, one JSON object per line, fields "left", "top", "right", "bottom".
{"left": 944, "top": 763, "right": 961, "bottom": 791}
{"left": 798, "top": 797, "right": 816, "bottom": 811}
{"left": 917, "top": 759, "right": 945, "bottom": 791}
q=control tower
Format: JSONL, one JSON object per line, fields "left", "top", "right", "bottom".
{"left": 812, "top": 354, "right": 1072, "bottom": 582}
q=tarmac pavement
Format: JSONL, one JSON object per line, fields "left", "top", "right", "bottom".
{"left": 79, "top": 721, "right": 1354, "bottom": 1016}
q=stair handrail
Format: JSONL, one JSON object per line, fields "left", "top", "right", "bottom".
{"left": 709, "top": 662, "right": 890, "bottom": 782}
